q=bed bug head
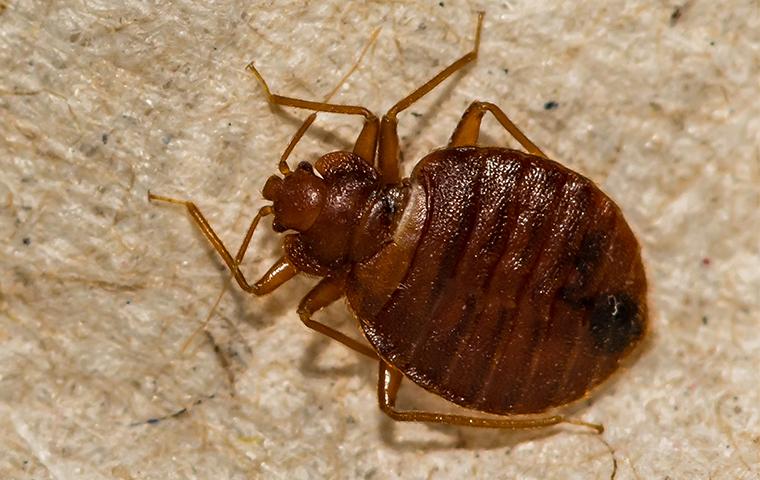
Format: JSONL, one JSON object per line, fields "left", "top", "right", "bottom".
{"left": 262, "top": 161, "right": 326, "bottom": 233}
{"left": 260, "top": 152, "right": 402, "bottom": 275}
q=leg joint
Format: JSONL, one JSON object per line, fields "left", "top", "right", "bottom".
{"left": 379, "top": 404, "right": 403, "bottom": 420}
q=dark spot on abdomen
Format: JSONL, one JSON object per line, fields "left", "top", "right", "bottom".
{"left": 589, "top": 293, "right": 642, "bottom": 353}
{"left": 576, "top": 231, "right": 607, "bottom": 276}
{"left": 558, "top": 231, "right": 609, "bottom": 306}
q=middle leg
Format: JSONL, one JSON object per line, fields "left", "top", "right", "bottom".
{"left": 377, "top": 12, "right": 484, "bottom": 184}
{"left": 448, "top": 101, "right": 547, "bottom": 157}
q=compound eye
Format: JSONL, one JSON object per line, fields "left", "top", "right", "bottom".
{"left": 296, "top": 161, "right": 313, "bottom": 173}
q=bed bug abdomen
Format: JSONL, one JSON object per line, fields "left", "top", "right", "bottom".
{"left": 348, "top": 146, "right": 647, "bottom": 415}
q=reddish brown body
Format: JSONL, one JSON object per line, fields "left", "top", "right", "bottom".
{"left": 347, "top": 147, "right": 647, "bottom": 415}
{"left": 151, "top": 13, "right": 647, "bottom": 432}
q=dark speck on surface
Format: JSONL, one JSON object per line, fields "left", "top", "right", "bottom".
{"left": 544, "top": 101, "right": 559, "bottom": 110}
{"left": 22, "top": 237, "right": 31, "bottom": 245}
{"left": 503, "top": 68, "right": 509, "bottom": 75}
{"left": 101, "top": 133, "right": 108, "bottom": 144}
{"left": 670, "top": 6, "right": 682, "bottom": 26}
{"left": 702, "top": 316, "right": 708, "bottom": 325}
{"left": 411, "top": 112, "right": 422, "bottom": 118}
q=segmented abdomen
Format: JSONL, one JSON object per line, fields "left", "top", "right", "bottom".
{"left": 349, "top": 147, "right": 647, "bottom": 415}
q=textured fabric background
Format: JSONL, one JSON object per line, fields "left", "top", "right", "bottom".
{"left": 1, "top": 1, "right": 759, "bottom": 479}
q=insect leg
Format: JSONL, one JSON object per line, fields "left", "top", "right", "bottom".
{"left": 297, "top": 273, "right": 378, "bottom": 359}
{"left": 148, "top": 193, "right": 297, "bottom": 294}
{"left": 378, "top": 12, "right": 484, "bottom": 184}
{"left": 275, "top": 27, "right": 382, "bottom": 174}
{"left": 246, "top": 63, "right": 379, "bottom": 166}
{"left": 449, "top": 101, "right": 547, "bottom": 157}
{"left": 377, "top": 361, "right": 603, "bottom": 433}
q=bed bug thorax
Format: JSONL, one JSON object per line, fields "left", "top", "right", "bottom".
{"left": 261, "top": 154, "right": 406, "bottom": 273}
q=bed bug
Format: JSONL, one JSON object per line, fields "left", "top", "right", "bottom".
{"left": 149, "top": 12, "right": 647, "bottom": 433}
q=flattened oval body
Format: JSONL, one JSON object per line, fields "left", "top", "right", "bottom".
{"left": 345, "top": 147, "right": 647, "bottom": 415}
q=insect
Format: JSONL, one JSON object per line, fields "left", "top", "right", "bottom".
{"left": 150, "top": 12, "right": 647, "bottom": 433}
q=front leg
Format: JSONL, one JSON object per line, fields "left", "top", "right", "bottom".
{"left": 148, "top": 193, "right": 297, "bottom": 294}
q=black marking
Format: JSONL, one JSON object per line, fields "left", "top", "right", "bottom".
{"left": 589, "top": 293, "right": 642, "bottom": 353}
{"left": 544, "top": 101, "right": 559, "bottom": 110}
{"left": 559, "top": 230, "right": 608, "bottom": 305}
{"left": 131, "top": 396, "right": 214, "bottom": 427}
{"left": 576, "top": 231, "right": 606, "bottom": 275}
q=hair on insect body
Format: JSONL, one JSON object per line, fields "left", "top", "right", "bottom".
{"left": 150, "top": 12, "right": 647, "bottom": 434}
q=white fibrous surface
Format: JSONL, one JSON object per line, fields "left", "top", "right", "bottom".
{"left": 1, "top": 1, "right": 759, "bottom": 479}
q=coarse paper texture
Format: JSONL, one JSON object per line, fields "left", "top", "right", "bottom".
{"left": 1, "top": 1, "right": 759, "bottom": 479}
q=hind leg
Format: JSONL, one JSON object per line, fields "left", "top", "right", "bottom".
{"left": 377, "top": 361, "right": 602, "bottom": 432}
